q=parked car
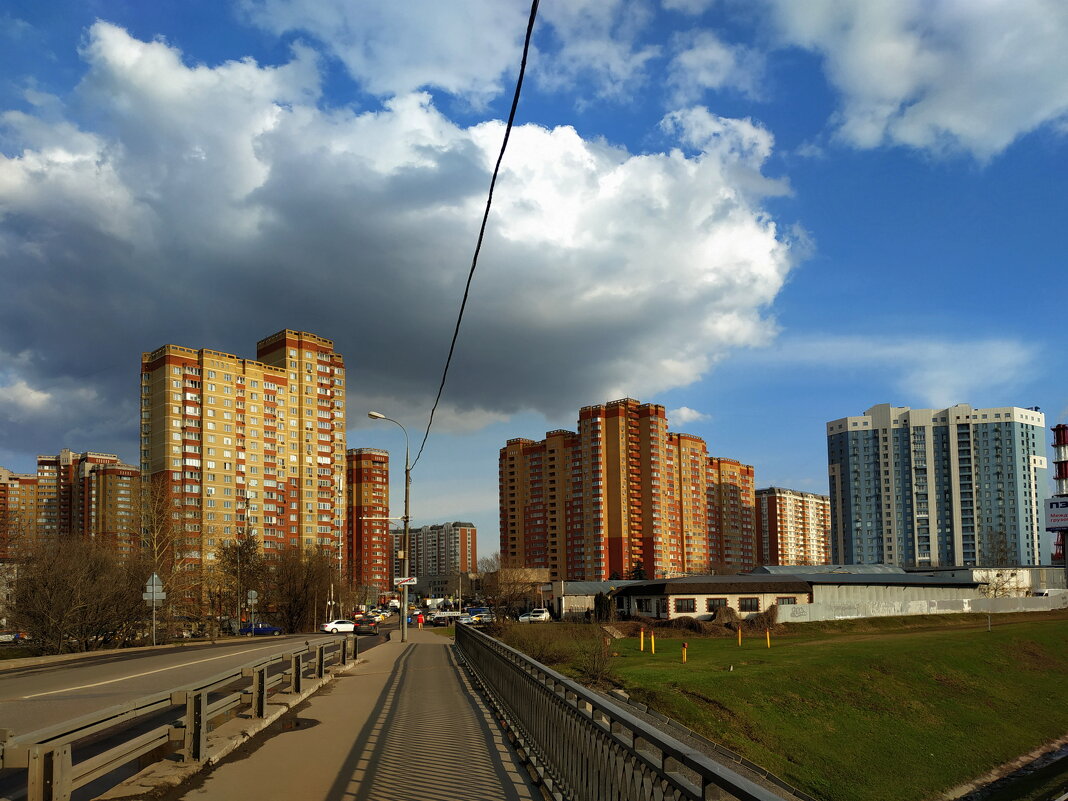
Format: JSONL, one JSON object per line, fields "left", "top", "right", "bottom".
{"left": 354, "top": 616, "right": 380, "bottom": 635}
{"left": 239, "top": 623, "right": 283, "bottom": 636}
{"left": 0, "top": 630, "right": 25, "bottom": 645}
{"left": 471, "top": 612, "right": 496, "bottom": 624}
{"left": 321, "top": 619, "right": 356, "bottom": 634}
{"left": 518, "top": 608, "right": 551, "bottom": 623}
{"left": 456, "top": 615, "right": 475, "bottom": 625}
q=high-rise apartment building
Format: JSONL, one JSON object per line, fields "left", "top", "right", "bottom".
{"left": 501, "top": 398, "right": 756, "bottom": 580}
{"left": 707, "top": 457, "right": 757, "bottom": 570}
{"left": 140, "top": 330, "right": 347, "bottom": 571}
{"left": 0, "top": 451, "right": 139, "bottom": 558}
{"left": 0, "top": 467, "right": 37, "bottom": 559}
{"left": 827, "top": 403, "right": 1048, "bottom": 567}
{"left": 393, "top": 521, "right": 477, "bottom": 579}
{"left": 756, "top": 487, "right": 831, "bottom": 566}
{"left": 345, "top": 448, "right": 391, "bottom": 592}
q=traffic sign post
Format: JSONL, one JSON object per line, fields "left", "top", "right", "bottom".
{"left": 247, "top": 590, "right": 259, "bottom": 631}
{"left": 144, "top": 573, "right": 166, "bottom": 646}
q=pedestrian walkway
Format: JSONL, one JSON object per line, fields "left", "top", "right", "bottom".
{"left": 172, "top": 628, "right": 540, "bottom": 801}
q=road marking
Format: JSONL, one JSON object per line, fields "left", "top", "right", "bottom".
{"left": 20, "top": 640, "right": 323, "bottom": 699}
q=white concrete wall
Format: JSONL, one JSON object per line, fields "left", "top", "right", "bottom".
{"left": 781, "top": 593, "right": 1068, "bottom": 623}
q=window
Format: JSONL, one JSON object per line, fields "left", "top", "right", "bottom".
{"left": 675, "top": 598, "right": 696, "bottom": 614}
{"left": 776, "top": 597, "right": 797, "bottom": 605}
{"left": 739, "top": 597, "right": 759, "bottom": 612}
{"left": 636, "top": 598, "right": 652, "bottom": 613}
{"left": 706, "top": 598, "right": 727, "bottom": 612}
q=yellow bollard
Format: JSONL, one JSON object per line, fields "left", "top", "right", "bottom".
{"left": 651, "top": 630, "right": 656, "bottom": 655}
{"left": 640, "top": 628, "right": 645, "bottom": 652}
{"left": 682, "top": 642, "right": 688, "bottom": 663}
{"left": 737, "top": 626, "right": 742, "bottom": 647}
{"left": 766, "top": 628, "right": 771, "bottom": 649}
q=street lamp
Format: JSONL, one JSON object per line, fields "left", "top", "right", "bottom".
{"left": 368, "top": 411, "right": 411, "bottom": 643}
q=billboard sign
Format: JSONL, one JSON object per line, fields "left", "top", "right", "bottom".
{"left": 1045, "top": 498, "right": 1068, "bottom": 531}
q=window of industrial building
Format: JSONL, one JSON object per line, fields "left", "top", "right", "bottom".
{"left": 739, "top": 597, "right": 759, "bottom": 612}
{"left": 706, "top": 598, "right": 727, "bottom": 611}
{"left": 675, "top": 598, "right": 696, "bottom": 613}
{"left": 776, "top": 597, "right": 797, "bottom": 605}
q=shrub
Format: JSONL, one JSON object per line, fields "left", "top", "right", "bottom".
{"left": 659, "top": 615, "right": 705, "bottom": 633}
{"left": 709, "top": 606, "right": 740, "bottom": 627}
{"left": 502, "top": 626, "right": 575, "bottom": 665}
{"left": 573, "top": 637, "right": 617, "bottom": 687}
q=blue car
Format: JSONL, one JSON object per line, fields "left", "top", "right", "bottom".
{"left": 239, "top": 623, "right": 283, "bottom": 636}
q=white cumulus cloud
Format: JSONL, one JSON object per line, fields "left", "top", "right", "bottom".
{"left": 668, "top": 406, "right": 709, "bottom": 426}
{"left": 767, "top": 0, "right": 1068, "bottom": 159}
{"left": 0, "top": 22, "right": 797, "bottom": 464}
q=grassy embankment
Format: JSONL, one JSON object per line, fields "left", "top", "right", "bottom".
{"left": 496, "top": 612, "right": 1068, "bottom": 801}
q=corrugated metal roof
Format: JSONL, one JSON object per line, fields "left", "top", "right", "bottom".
{"left": 752, "top": 564, "right": 906, "bottom": 575}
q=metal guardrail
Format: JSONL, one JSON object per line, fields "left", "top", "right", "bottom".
{"left": 455, "top": 624, "right": 789, "bottom": 801}
{"left": 0, "top": 636, "right": 355, "bottom": 801}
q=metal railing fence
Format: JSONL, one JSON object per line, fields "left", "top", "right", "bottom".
{"left": 0, "top": 636, "right": 355, "bottom": 801}
{"left": 455, "top": 624, "right": 789, "bottom": 801}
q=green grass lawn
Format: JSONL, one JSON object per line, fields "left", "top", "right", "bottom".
{"left": 499, "top": 613, "right": 1068, "bottom": 801}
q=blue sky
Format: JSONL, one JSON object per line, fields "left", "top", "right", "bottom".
{"left": 1, "top": 1, "right": 1066, "bottom": 558}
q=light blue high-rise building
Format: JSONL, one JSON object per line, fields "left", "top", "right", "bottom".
{"left": 826, "top": 404, "right": 1049, "bottom": 567}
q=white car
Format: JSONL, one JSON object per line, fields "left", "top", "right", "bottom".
{"left": 518, "top": 608, "right": 551, "bottom": 623}
{"left": 320, "top": 619, "right": 356, "bottom": 634}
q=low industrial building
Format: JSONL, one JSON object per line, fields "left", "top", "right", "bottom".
{"left": 614, "top": 576, "right": 812, "bottom": 620}
{"left": 612, "top": 567, "right": 1068, "bottom": 623}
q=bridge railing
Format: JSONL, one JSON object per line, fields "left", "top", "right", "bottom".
{"left": 455, "top": 624, "right": 790, "bottom": 801}
{"left": 0, "top": 636, "right": 355, "bottom": 801}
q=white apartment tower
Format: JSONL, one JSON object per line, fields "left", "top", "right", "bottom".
{"left": 827, "top": 404, "right": 1048, "bottom": 567}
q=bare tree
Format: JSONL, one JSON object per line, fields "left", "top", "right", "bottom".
{"left": 217, "top": 536, "right": 267, "bottom": 629}
{"left": 478, "top": 552, "right": 546, "bottom": 619}
{"left": 138, "top": 476, "right": 203, "bottom": 631}
{"left": 11, "top": 537, "right": 143, "bottom": 654}
{"left": 268, "top": 547, "right": 336, "bottom": 634}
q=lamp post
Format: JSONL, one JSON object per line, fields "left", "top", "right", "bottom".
{"left": 368, "top": 411, "right": 411, "bottom": 643}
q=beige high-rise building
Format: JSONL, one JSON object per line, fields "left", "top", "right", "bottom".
{"left": 756, "top": 487, "right": 831, "bottom": 566}
{"left": 501, "top": 398, "right": 755, "bottom": 580}
{"left": 140, "top": 330, "right": 347, "bottom": 571}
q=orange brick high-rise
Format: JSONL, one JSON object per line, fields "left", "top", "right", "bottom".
{"left": 0, "top": 450, "right": 139, "bottom": 559}
{"left": 140, "top": 330, "right": 347, "bottom": 571}
{"left": 345, "top": 448, "right": 392, "bottom": 593}
{"left": 501, "top": 398, "right": 756, "bottom": 580}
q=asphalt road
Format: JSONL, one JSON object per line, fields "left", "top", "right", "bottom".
{"left": 0, "top": 625, "right": 393, "bottom": 737}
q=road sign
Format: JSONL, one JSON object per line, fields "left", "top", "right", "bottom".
{"left": 247, "top": 590, "right": 259, "bottom": 604}
{"left": 144, "top": 574, "right": 166, "bottom": 608}
{"left": 394, "top": 577, "right": 417, "bottom": 587}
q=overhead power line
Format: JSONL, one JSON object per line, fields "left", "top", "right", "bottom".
{"left": 410, "top": 0, "right": 540, "bottom": 471}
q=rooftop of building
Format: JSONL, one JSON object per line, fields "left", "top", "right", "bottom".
{"left": 752, "top": 564, "right": 905, "bottom": 575}
{"left": 755, "top": 486, "right": 830, "bottom": 498}
{"left": 614, "top": 575, "right": 813, "bottom": 596}
{"left": 556, "top": 580, "right": 647, "bottom": 595}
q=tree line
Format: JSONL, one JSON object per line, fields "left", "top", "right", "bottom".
{"left": 1, "top": 480, "right": 370, "bottom": 654}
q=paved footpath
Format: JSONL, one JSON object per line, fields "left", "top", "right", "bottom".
{"left": 171, "top": 628, "right": 540, "bottom": 801}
